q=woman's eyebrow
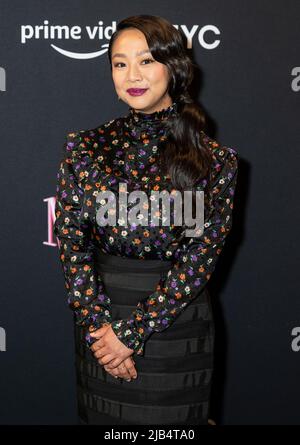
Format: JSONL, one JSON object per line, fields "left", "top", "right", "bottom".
{"left": 112, "top": 49, "right": 151, "bottom": 59}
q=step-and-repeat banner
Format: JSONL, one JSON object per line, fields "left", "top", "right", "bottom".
{"left": 0, "top": 1, "right": 299, "bottom": 425}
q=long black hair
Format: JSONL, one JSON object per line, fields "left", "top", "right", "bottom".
{"left": 107, "top": 14, "right": 213, "bottom": 196}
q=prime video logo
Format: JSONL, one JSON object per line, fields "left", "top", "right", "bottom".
{"left": 20, "top": 20, "right": 221, "bottom": 59}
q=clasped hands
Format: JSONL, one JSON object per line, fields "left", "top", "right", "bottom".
{"left": 89, "top": 323, "right": 138, "bottom": 382}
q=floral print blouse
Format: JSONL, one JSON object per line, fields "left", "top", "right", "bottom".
{"left": 53, "top": 100, "right": 239, "bottom": 356}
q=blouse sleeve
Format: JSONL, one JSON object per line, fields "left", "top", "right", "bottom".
{"left": 54, "top": 131, "right": 112, "bottom": 348}
{"left": 110, "top": 140, "right": 239, "bottom": 356}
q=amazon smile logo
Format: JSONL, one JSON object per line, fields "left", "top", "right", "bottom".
{"left": 21, "top": 20, "right": 116, "bottom": 59}
{"left": 20, "top": 19, "right": 221, "bottom": 60}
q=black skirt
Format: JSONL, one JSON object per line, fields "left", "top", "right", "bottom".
{"left": 74, "top": 249, "right": 215, "bottom": 425}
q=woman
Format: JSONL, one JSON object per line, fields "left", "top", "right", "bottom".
{"left": 54, "top": 14, "right": 239, "bottom": 425}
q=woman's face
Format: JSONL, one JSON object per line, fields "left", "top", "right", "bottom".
{"left": 111, "top": 28, "right": 172, "bottom": 114}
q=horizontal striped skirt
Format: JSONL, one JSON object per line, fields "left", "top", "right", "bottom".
{"left": 74, "top": 249, "right": 215, "bottom": 425}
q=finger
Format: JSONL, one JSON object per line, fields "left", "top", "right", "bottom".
{"left": 116, "top": 363, "right": 131, "bottom": 381}
{"left": 123, "top": 358, "right": 138, "bottom": 379}
{"left": 90, "top": 326, "right": 109, "bottom": 339}
{"left": 104, "top": 357, "right": 123, "bottom": 370}
{"left": 90, "top": 339, "right": 104, "bottom": 352}
{"left": 97, "top": 354, "right": 115, "bottom": 366}
{"left": 91, "top": 338, "right": 105, "bottom": 351}
{"left": 93, "top": 347, "right": 108, "bottom": 359}
{"left": 104, "top": 365, "right": 120, "bottom": 378}
{"left": 107, "top": 354, "right": 134, "bottom": 370}
{"left": 103, "top": 356, "right": 124, "bottom": 368}
{"left": 104, "top": 361, "right": 134, "bottom": 381}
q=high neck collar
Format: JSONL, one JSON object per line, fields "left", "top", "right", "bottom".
{"left": 120, "top": 100, "right": 179, "bottom": 187}
{"left": 124, "top": 100, "right": 179, "bottom": 134}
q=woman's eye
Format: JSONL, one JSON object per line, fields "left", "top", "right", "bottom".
{"left": 113, "top": 58, "right": 154, "bottom": 68}
{"left": 141, "top": 58, "right": 154, "bottom": 64}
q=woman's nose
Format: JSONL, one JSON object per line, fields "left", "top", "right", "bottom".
{"left": 127, "top": 66, "right": 142, "bottom": 81}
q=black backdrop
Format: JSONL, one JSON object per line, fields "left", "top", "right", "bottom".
{"left": 0, "top": 0, "right": 299, "bottom": 425}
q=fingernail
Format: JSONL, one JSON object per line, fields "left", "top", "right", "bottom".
{"left": 126, "top": 379, "right": 131, "bottom": 382}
